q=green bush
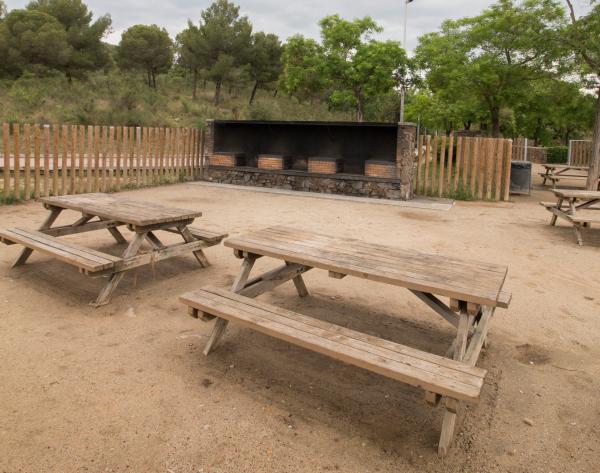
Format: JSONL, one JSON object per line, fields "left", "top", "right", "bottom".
{"left": 547, "top": 146, "right": 568, "bottom": 164}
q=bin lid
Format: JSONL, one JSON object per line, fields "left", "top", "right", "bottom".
{"left": 511, "top": 160, "right": 532, "bottom": 169}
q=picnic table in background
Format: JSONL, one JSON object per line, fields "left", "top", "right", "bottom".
{"left": 540, "top": 189, "right": 600, "bottom": 245}
{"left": 539, "top": 164, "right": 589, "bottom": 188}
{"left": 0, "top": 193, "right": 227, "bottom": 306}
{"left": 180, "top": 225, "right": 511, "bottom": 456}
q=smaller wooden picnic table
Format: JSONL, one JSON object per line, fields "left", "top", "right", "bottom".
{"left": 540, "top": 189, "right": 600, "bottom": 245}
{"left": 539, "top": 164, "right": 589, "bottom": 188}
{"left": 0, "top": 193, "right": 227, "bottom": 305}
{"left": 180, "top": 225, "right": 511, "bottom": 455}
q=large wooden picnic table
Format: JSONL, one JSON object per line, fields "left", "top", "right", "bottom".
{"left": 0, "top": 193, "right": 226, "bottom": 305}
{"left": 540, "top": 189, "right": 600, "bottom": 245}
{"left": 539, "top": 164, "right": 589, "bottom": 188}
{"left": 181, "top": 225, "right": 511, "bottom": 455}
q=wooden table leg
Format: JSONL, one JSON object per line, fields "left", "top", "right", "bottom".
{"left": 178, "top": 225, "right": 209, "bottom": 267}
{"left": 99, "top": 217, "right": 127, "bottom": 244}
{"left": 286, "top": 261, "right": 308, "bottom": 297}
{"left": 438, "top": 305, "right": 470, "bottom": 457}
{"left": 91, "top": 232, "right": 146, "bottom": 307}
{"left": 12, "top": 206, "right": 62, "bottom": 268}
{"left": 550, "top": 198, "right": 562, "bottom": 226}
{"left": 203, "top": 255, "right": 256, "bottom": 355}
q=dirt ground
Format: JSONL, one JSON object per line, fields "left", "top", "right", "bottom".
{"left": 1, "top": 169, "right": 599, "bottom": 473}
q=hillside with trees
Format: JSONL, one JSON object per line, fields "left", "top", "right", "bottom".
{"left": 0, "top": 0, "right": 598, "bottom": 156}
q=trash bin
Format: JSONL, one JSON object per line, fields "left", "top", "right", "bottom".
{"left": 510, "top": 160, "right": 532, "bottom": 195}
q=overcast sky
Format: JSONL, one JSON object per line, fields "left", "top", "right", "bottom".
{"left": 6, "top": 0, "right": 593, "bottom": 51}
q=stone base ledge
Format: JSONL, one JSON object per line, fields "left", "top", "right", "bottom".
{"left": 206, "top": 166, "right": 411, "bottom": 200}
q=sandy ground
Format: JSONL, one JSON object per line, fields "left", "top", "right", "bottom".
{"left": 0, "top": 170, "right": 599, "bottom": 473}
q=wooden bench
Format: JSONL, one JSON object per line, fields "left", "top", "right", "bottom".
{"left": 164, "top": 226, "right": 228, "bottom": 244}
{"left": 181, "top": 287, "right": 487, "bottom": 403}
{"left": 0, "top": 228, "right": 122, "bottom": 275}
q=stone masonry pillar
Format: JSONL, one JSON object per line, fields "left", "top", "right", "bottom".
{"left": 204, "top": 119, "right": 215, "bottom": 159}
{"left": 396, "top": 122, "right": 417, "bottom": 200}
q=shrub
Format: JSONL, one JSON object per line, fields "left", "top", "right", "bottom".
{"left": 546, "top": 146, "right": 568, "bottom": 164}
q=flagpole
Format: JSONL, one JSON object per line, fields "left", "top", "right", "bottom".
{"left": 400, "top": 0, "right": 409, "bottom": 122}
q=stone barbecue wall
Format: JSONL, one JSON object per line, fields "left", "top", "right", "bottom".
{"left": 207, "top": 167, "right": 408, "bottom": 200}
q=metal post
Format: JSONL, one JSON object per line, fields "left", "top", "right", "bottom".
{"left": 399, "top": 0, "right": 409, "bottom": 123}
{"left": 567, "top": 139, "right": 572, "bottom": 165}
{"left": 524, "top": 138, "right": 528, "bottom": 162}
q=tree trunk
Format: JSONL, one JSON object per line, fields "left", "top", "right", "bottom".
{"left": 586, "top": 86, "right": 600, "bottom": 190}
{"left": 147, "top": 70, "right": 152, "bottom": 87}
{"left": 192, "top": 68, "right": 198, "bottom": 99}
{"left": 356, "top": 94, "right": 364, "bottom": 122}
{"left": 273, "top": 88, "right": 278, "bottom": 98}
{"left": 490, "top": 106, "right": 501, "bottom": 138}
{"left": 152, "top": 71, "right": 157, "bottom": 89}
{"left": 249, "top": 81, "right": 259, "bottom": 106}
{"left": 214, "top": 78, "right": 222, "bottom": 105}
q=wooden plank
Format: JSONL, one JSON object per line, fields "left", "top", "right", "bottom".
{"left": 182, "top": 287, "right": 486, "bottom": 403}
{"left": 464, "top": 306, "right": 494, "bottom": 366}
{"left": 70, "top": 125, "right": 77, "bottom": 194}
{"left": 477, "top": 139, "right": 486, "bottom": 200}
{"left": 93, "top": 125, "right": 100, "bottom": 192}
{"left": 485, "top": 139, "right": 495, "bottom": 200}
{"left": 424, "top": 135, "right": 431, "bottom": 196}
{"left": 446, "top": 133, "right": 454, "bottom": 191}
{"left": 24, "top": 124, "right": 31, "bottom": 201}
{"left": 42, "top": 219, "right": 124, "bottom": 237}
{"left": 461, "top": 137, "right": 470, "bottom": 191}
{"left": 13, "top": 124, "right": 21, "bottom": 200}
{"left": 34, "top": 125, "right": 41, "bottom": 199}
{"left": 470, "top": 137, "right": 478, "bottom": 195}
{"left": 431, "top": 134, "right": 438, "bottom": 195}
{"left": 106, "top": 126, "right": 113, "bottom": 191}
{"left": 87, "top": 126, "right": 94, "bottom": 193}
{"left": 502, "top": 140, "right": 512, "bottom": 202}
{"left": 61, "top": 125, "right": 68, "bottom": 195}
{"left": 115, "top": 126, "right": 122, "bottom": 191}
{"left": 0, "top": 227, "right": 121, "bottom": 272}
{"left": 493, "top": 138, "right": 503, "bottom": 201}
{"left": 52, "top": 124, "right": 59, "bottom": 196}
{"left": 2, "top": 123, "right": 9, "bottom": 198}
{"left": 453, "top": 136, "right": 462, "bottom": 192}
{"left": 438, "top": 135, "right": 446, "bottom": 197}
{"left": 416, "top": 135, "right": 423, "bottom": 193}
{"left": 43, "top": 125, "right": 51, "bottom": 197}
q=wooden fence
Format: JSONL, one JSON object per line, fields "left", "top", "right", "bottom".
{"left": 569, "top": 140, "right": 592, "bottom": 166}
{"left": 1, "top": 123, "right": 205, "bottom": 202}
{"left": 415, "top": 135, "right": 513, "bottom": 201}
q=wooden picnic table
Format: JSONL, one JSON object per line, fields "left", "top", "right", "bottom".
{"left": 180, "top": 225, "right": 511, "bottom": 456}
{"left": 0, "top": 193, "right": 227, "bottom": 306}
{"left": 540, "top": 189, "right": 600, "bottom": 245}
{"left": 539, "top": 164, "right": 589, "bottom": 188}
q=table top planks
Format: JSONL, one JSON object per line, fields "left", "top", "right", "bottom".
{"left": 543, "top": 164, "right": 589, "bottom": 171}
{"left": 41, "top": 193, "right": 202, "bottom": 227}
{"left": 552, "top": 189, "right": 600, "bottom": 200}
{"left": 224, "top": 226, "right": 510, "bottom": 308}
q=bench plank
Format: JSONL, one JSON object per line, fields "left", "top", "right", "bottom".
{"left": 0, "top": 227, "right": 122, "bottom": 272}
{"left": 181, "top": 287, "right": 487, "bottom": 403}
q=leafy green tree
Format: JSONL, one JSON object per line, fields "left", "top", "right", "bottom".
{"left": 319, "top": 15, "right": 407, "bottom": 121}
{"left": 196, "top": 0, "right": 252, "bottom": 105}
{"left": 280, "top": 35, "right": 327, "bottom": 103}
{"left": 415, "top": 0, "right": 566, "bottom": 137}
{"left": 116, "top": 24, "right": 173, "bottom": 88}
{"left": 247, "top": 32, "right": 282, "bottom": 105}
{"left": 0, "top": 9, "right": 70, "bottom": 77}
{"left": 564, "top": 0, "right": 600, "bottom": 189}
{"left": 27, "top": 0, "right": 112, "bottom": 81}
{"left": 176, "top": 21, "right": 205, "bottom": 99}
